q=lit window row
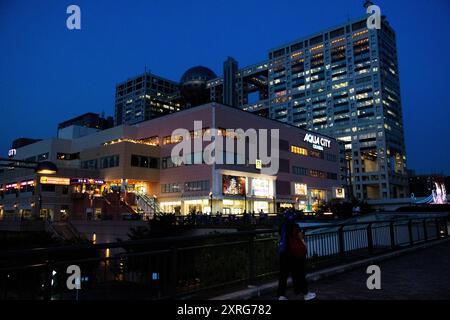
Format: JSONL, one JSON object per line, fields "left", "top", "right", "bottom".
{"left": 291, "top": 145, "right": 308, "bottom": 156}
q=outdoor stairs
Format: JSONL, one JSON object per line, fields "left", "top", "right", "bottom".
{"left": 46, "top": 220, "right": 85, "bottom": 241}
{"left": 136, "top": 192, "right": 163, "bottom": 218}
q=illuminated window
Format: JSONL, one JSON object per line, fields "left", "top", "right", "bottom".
{"left": 294, "top": 183, "right": 308, "bottom": 196}
{"left": 291, "top": 145, "right": 308, "bottom": 156}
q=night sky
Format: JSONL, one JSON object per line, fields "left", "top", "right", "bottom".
{"left": 0, "top": 0, "right": 449, "bottom": 174}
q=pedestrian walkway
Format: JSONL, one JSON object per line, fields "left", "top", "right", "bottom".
{"left": 261, "top": 240, "right": 450, "bottom": 300}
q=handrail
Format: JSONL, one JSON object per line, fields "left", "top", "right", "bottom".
{"left": 0, "top": 215, "right": 447, "bottom": 259}
{"left": 44, "top": 220, "right": 65, "bottom": 240}
{"left": 0, "top": 215, "right": 447, "bottom": 300}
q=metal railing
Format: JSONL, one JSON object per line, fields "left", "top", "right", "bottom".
{"left": 136, "top": 192, "right": 163, "bottom": 217}
{"left": 173, "top": 213, "right": 279, "bottom": 228}
{"left": 0, "top": 215, "right": 448, "bottom": 300}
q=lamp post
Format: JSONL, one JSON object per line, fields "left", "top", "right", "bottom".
{"left": 273, "top": 196, "right": 277, "bottom": 215}
{"left": 244, "top": 186, "right": 247, "bottom": 214}
{"left": 209, "top": 192, "right": 213, "bottom": 214}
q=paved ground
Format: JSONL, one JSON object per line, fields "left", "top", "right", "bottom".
{"left": 262, "top": 240, "right": 450, "bottom": 300}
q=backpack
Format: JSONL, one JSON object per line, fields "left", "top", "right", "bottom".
{"left": 289, "top": 229, "right": 307, "bottom": 258}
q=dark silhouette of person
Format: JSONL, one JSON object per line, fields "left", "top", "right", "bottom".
{"left": 277, "top": 210, "right": 316, "bottom": 301}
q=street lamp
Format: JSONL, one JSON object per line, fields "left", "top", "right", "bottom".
{"left": 35, "top": 161, "right": 58, "bottom": 175}
{"left": 244, "top": 186, "right": 247, "bottom": 214}
{"left": 273, "top": 196, "right": 277, "bottom": 214}
{"left": 209, "top": 192, "right": 213, "bottom": 214}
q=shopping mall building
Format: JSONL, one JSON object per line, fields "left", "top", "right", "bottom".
{"left": 0, "top": 103, "right": 345, "bottom": 222}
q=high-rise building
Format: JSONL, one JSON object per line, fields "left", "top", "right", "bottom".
{"left": 262, "top": 13, "right": 408, "bottom": 200}
{"left": 206, "top": 7, "right": 408, "bottom": 200}
{"left": 114, "top": 72, "right": 182, "bottom": 126}
{"left": 114, "top": 2, "right": 408, "bottom": 200}
{"left": 223, "top": 57, "right": 238, "bottom": 107}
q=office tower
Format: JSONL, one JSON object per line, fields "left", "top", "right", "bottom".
{"left": 264, "top": 12, "right": 407, "bottom": 200}
{"left": 114, "top": 2, "right": 408, "bottom": 200}
{"left": 114, "top": 72, "right": 182, "bottom": 126}
{"left": 223, "top": 57, "right": 238, "bottom": 106}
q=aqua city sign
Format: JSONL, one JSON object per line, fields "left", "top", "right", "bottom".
{"left": 303, "top": 134, "right": 331, "bottom": 151}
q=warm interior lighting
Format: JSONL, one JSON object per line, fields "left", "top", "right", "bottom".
{"left": 35, "top": 161, "right": 58, "bottom": 175}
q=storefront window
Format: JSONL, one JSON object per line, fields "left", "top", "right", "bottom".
{"left": 251, "top": 179, "right": 270, "bottom": 197}
{"left": 294, "top": 183, "right": 308, "bottom": 196}
{"left": 254, "top": 201, "right": 269, "bottom": 213}
{"left": 160, "top": 201, "right": 182, "bottom": 214}
{"left": 222, "top": 200, "right": 244, "bottom": 215}
{"left": 184, "top": 199, "right": 209, "bottom": 214}
{"left": 310, "top": 189, "right": 327, "bottom": 204}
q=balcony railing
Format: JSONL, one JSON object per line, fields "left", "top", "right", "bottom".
{"left": 0, "top": 214, "right": 448, "bottom": 300}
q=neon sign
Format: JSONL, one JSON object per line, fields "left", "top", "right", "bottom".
{"left": 303, "top": 134, "right": 331, "bottom": 151}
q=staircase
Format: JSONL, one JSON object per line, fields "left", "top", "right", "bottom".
{"left": 136, "top": 192, "right": 163, "bottom": 219}
{"left": 46, "top": 220, "right": 85, "bottom": 241}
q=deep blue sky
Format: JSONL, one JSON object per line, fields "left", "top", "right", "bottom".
{"left": 0, "top": 0, "right": 449, "bottom": 174}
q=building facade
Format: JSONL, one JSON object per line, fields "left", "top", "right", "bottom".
{"left": 114, "top": 6, "right": 407, "bottom": 201}
{"left": 203, "top": 10, "right": 408, "bottom": 201}
{"left": 114, "top": 72, "right": 182, "bottom": 126}
{"left": 1, "top": 103, "right": 344, "bottom": 222}
{"left": 263, "top": 15, "right": 407, "bottom": 201}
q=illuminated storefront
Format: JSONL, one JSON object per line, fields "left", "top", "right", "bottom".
{"left": 310, "top": 189, "right": 327, "bottom": 203}
{"left": 184, "top": 199, "right": 210, "bottom": 214}
{"left": 40, "top": 176, "right": 70, "bottom": 186}
{"left": 253, "top": 201, "right": 269, "bottom": 213}
{"left": 105, "top": 179, "right": 150, "bottom": 194}
{"left": 222, "top": 199, "right": 244, "bottom": 215}
{"left": 160, "top": 201, "right": 182, "bottom": 214}
{"left": 71, "top": 178, "right": 106, "bottom": 196}
{"left": 294, "top": 183, "right": 308, "bottom": 197}
{"left": 1, "top": 103, "right": 343, "bottom": 223}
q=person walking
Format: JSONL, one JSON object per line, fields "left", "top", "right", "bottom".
{"left": 277, "top": 210, "right": 316, "bottom": 301}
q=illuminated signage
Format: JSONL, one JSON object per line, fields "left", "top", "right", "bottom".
{"left": 8, "top": 149, "right": 16, "bottom": 158}
{"left": 5, "top": 183, "right": 18, "bottom": 190}
{"left": 20, "top": 180, "right": 35, "bottom": 186}
{"left": 70, "top": 178, "right": 105, "bottom": 185}
{"left": 303, "top": 134, "right": 331, "bottom": 151}
{"left": 255, "top": 159, "right": 262, "bottom": 170}
{"left": 40, "top": 176, "right": 70, "bottom": 185}
{"left": 294, "top": 183, "right": 308, "bottom": 196}
{"left": 252, "top": 178, "right": 270, "bottom": 197}
{"left": 334, "top": 187, "right": 345, "bottom": 199}
{"left": 222, "top": 175, "right": 246, "bottom": 196}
